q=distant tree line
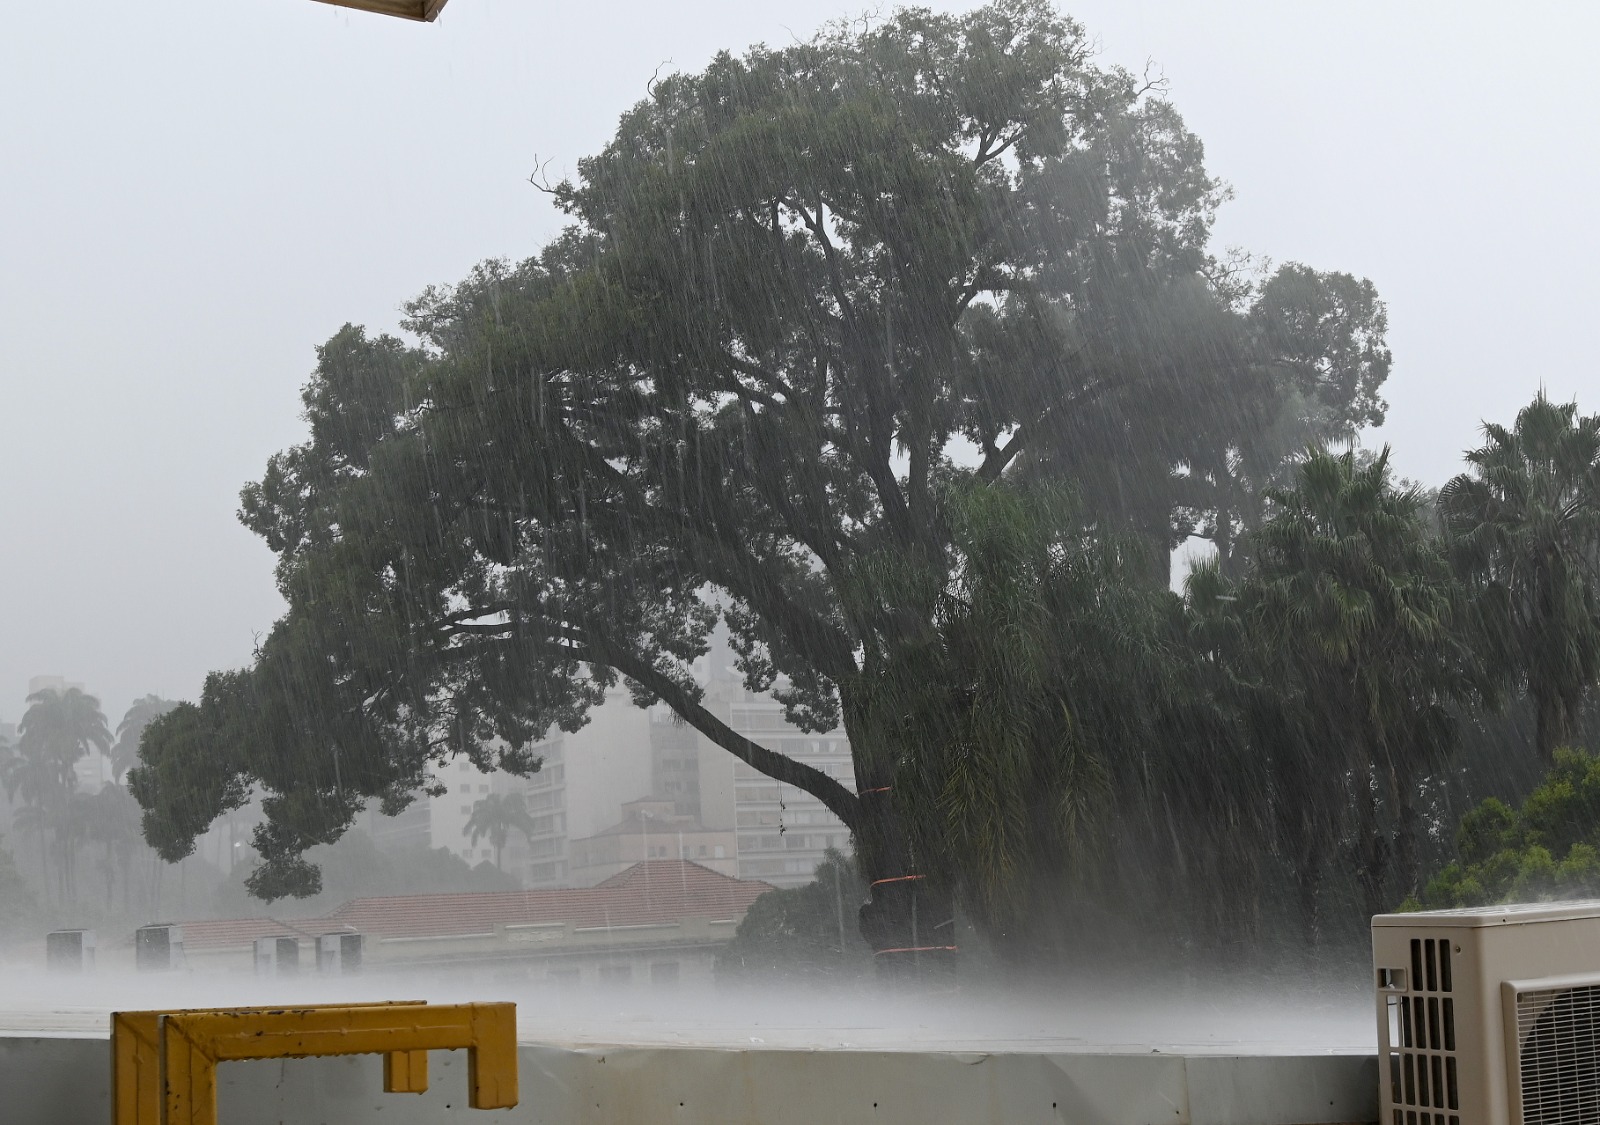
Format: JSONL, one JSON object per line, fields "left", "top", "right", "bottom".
{"left": 124, "top": 0, "right": 1600, "bottom": 963}
{"left": 0, "top": 690, "right": 177, "bottom": 921}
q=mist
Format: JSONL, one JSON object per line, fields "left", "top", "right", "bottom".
{"left": 4, "top": 2, "right": 1600, "bottom": 1081}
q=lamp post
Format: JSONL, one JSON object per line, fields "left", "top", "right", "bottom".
{"left": 310, "top": 0, "right": 449, "bottom": 21}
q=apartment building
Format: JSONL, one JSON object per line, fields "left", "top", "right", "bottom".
{"left": 490, "top": 686, "right": 655, "bottom": 887}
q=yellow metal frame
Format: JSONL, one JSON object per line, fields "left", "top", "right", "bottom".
{"left": 111, "top": 1001, "right": 517, "bottom": 1125}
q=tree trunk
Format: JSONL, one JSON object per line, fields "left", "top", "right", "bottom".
{"left": 852, "top": 787, "right": 957, "bottom": 982}
{"left": 1354, "top": 765, "right": 1390, "bottom": 922}
{"left": 1390, "top": 764, "right": 1422, "bottom": 904}
{"left": 841, "top": 678, "right": 957, "bottom": 983}
{"left": 1535, "top": 690, "right": 1573, "bottom": 764}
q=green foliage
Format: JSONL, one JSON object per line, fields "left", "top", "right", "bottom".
{"left": 112, "top": 696, "right": 177, "bottom": 783}
{"left": 1422, "top": 748, "right": 1600, "bottom": 908}
{"left": 128, "top": 699, "right": 251, "bottom": 865}
{"left": 863, "top": 482, "right": 1166, "bottom": 931}
{"left": 1441, "top": 392, "right": 1600, "bottom": 759}
{"left": 1184, "top": 447, "right": 1481, "bottom": 929}
{"left": 717, "top": 850, "right": 871, "bottom": 979}
{"left": 132, "top": 0, "right": 1388, "bottom": 955}
{"left": 1456, "top": 797, "right": 1518, "bottom": 866}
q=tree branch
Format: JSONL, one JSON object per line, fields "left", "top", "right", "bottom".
{"left": 589, "top": 640, "right": 864, "bottom": 833}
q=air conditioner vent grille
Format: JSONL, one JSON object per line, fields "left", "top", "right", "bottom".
{"left": 1384, "top": 937, "right": 1459, "bottom": 1125}
{"left": 1516, "top": 984, "right": 1600, "bottom": 1124}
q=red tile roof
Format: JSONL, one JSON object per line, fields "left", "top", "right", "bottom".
{"left": 176, "top": 917, "right": 313, "bottom": 950}
{"left": 180, "top": 860, "right": 772, "bottom": 949}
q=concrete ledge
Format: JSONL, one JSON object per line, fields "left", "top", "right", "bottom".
{"left": 0, "top": 1034, "right": 1378, "bottom": 1125}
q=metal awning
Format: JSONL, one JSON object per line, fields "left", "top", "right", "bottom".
{"left": 310, "top": 0, "right": 449, "bottom": 20}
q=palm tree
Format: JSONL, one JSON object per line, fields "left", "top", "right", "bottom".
{"left": 7, "top": 688, "right": 112, "bottom": 902}
{"left": 84, "top": 783, "right": 145, "bottom": 906}
{"left": 462, "top": 793, "right": 538, "bottom": 871}
{"left": 1245, "top": 446, "right": 1478, "bottom": 919}
{"left": 112, "top": 696, "right": 177, "bottom": 782}
{"left": 10, "top": 801, "right": 54, "bottom": 895}
{"left": 1440, "top": 392, "right": 1600, "bottom": 761}
{"left": 16, "top": 687, "right": 112, "bottom": 790}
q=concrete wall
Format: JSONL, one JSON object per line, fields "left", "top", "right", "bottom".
{"left": 1, "top": 1033, "right": 1377, "bottom": 1125}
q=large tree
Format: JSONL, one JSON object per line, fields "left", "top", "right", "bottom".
{"left": 133, "top": 0, "right": 1386, "bottom": 958}
{"left": 1440, "top": 391, "right": 1600, "bottom": 762}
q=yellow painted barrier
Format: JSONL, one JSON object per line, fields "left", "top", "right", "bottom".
{"left": 110, "top": 1001, "right": 517, "bottom": 1125}
{"left": 112, "top": 1002, "right": 428, "bottom": 1125}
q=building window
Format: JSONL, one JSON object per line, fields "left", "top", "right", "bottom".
{"left": 650, "top": 962, "right": 680, "bottom": 986}
{"left": 460, "top": 805, "right": 472, "bottom": 815}
{"left": 714, "top": 846, "right": 725, "bottom": 859}
{"left": 598, "top": 965, "right": 633, "bottom": 984}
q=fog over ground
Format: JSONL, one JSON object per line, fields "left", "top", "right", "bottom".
{"left": 0, "top": 965, "right": 1373, "bottom": 1052}
{"left": 2, "top": 1, "right": 1594, "bottom": 722}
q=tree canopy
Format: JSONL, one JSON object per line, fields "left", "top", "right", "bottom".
{"left": 1440, "top": 392, "right": 1600, "bottom": 761}
{"left": 132, "top": 1, "right": 1391, "bottom": 951}
{"left": 716, "top": 849, "right": 872, "bottom": 979}
{"left": 1229, "top": 447, "right": 1481, "bottom": 918}
{"left": 1419, "top": 748, "right": 1600, "bottom": 908}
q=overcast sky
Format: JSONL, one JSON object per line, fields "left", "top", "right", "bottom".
{"left": 2, "top": 1, "right": 1596, "bottom": 724}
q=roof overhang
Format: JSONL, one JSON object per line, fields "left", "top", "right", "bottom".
{"left": 310, "top": 0, "right": 449, "bottom": 21}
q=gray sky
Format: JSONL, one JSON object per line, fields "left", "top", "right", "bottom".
{"left": 3, "top": 1, "right": 1596, "bottom": 724}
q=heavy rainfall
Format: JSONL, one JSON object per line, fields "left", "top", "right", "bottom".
{"left": 2, "top": 2, "right": 1599, "bottom": 1121}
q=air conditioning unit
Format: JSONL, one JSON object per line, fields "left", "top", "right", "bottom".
{"left": 1374, "top": 901, "right": 1600, "bottom": 1125}
{"left": 134, "top": 924, "right": 184, "bottom": 972}
{"left": 317, "top": 931, "right": 363, "bottom": 974}
{"left": 253, "top": 936, "right": 301, "bottom": 976}
{"left": 45, "top": 929, "right": 95, "bottom": 972}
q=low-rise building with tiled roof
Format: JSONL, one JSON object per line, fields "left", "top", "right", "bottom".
{"left": 176, "top": 859, "right": 772, "bottom": 988}
{"left": 568, "top": 798, "right": 738, "bottom": 885}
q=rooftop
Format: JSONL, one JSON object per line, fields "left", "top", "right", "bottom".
{"left": 179, "top": 860, "right": 773, "bottom": 949}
